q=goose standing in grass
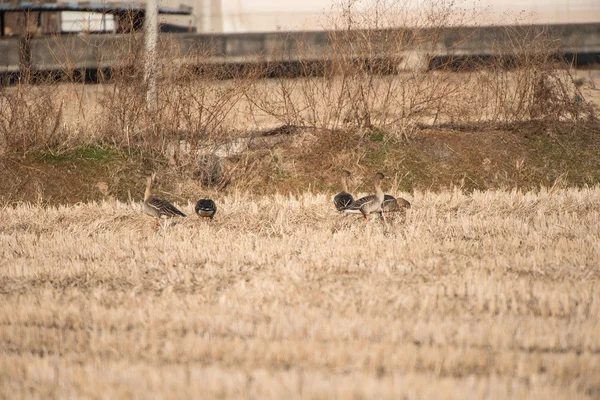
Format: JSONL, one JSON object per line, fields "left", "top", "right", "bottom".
{"left": 343, "top": 172, "right": 386, "bottom": 221}
{"left": 333, "top": 169, "right": 354, "bottom": 211}
{"left": 195, "top": 199, "right": 217, "bottom": 220}
{"left": 143, "top": 173, "right": 186, "bottom": 230}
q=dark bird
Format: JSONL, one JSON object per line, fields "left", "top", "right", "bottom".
{"left": 195, "top": 199, "right": 217, "bottom": 220}
{"left": 143, "top": 173, "right": 186, "bottom": 230}
{"left": 333, "top": 169, "right": 354, "bottom": 211}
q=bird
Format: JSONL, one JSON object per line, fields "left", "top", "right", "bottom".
{"left": 382, "top": 194, "right": 411, "bottom": 212}
{"left": 343, "top": 172, "right": 386, "bottom": 221}
{"left": 377, "top": 194, "right": 411, "bottom": 221}
{"left": 195, "top": 198, "right": 217, "bottom": 220}
{"left": 143, "top": 173, "right": 186, "bottom": 230}
{"left": 333, "top": 169, "right": 354, "bottom": 211}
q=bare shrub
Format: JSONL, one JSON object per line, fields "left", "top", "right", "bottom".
{"left": 0, "top": 83, "right": 64, "bottom": 155}
{"left": 241, "top": 0, "right": 474, "bottom": 137}
{"left": 242, "top": 1, "right": 595, "bottom": 137}
{"left": 0, "top": 0, "right": 595, "bottom": 158}
{"left": 94, "top": 33, "right": 153, "bottom": 148}
{"left": 157, "top": 61, "right": 251, "bottom": 147}
{"left": 443, "top": 25, "right": 595, "bottom": 125}
{"left": 95, "top": 35, "right": 253, "bottom": 159}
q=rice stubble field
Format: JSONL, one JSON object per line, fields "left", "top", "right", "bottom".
{"left": 1, "top": 186, "right": 599, "bottom": 398}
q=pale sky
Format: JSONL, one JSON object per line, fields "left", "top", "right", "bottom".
{"left": 161, "top": 0, "right": 600, "bottom": 32}
{"left": 218, "top": 0, "right": 600, "bottom": 15}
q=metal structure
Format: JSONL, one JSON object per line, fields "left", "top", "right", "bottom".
{"left": 0, "top": 1, "right": 192, "bottom": 36}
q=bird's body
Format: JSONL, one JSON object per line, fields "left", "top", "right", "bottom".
{"left": 333, "top": 170, "right": 354, "bottom": 211}
{"left": 195, "top": 199, "right": 217, "bottom": 220}
{"left": 334, "top": 192, "right": 354, "bottom": 211}
{"left": 343, "top": 172, "right": 386, "bottom": 221}
{"left": 344, "top": 192, "right": 411, "bottom": 217}
{"left": 143, "top": 174, "right": 186, "bottom": 229}
{"left": 381, "top": 194, "right": 411, "bottom": 212}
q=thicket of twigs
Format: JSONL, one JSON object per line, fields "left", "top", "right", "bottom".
{"left": 0, "top": 0, "right": 596, "bottom": 158}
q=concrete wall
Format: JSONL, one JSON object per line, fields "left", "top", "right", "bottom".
{"left": 1, "top": 23, "right": 599, "bottom": 76}
{"left": 0, "top": 40, "right": 20, "bottom": 71}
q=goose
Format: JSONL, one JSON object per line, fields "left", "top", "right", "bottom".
{"left": 382, "top": 194, "right": 411, "bottom": 213}
{"left": 333, "top": 169, "right": 354, "bottom": 211}
{"left": 143, "top": 173, "right": 186, "bottom": 229}
{"left": 343, "top": 172, "right": 386, "bottom": 221}
{"left": 195, "top": 199, "right": 217, "bottom": 220}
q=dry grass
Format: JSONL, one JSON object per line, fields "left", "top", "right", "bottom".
{"left": 1, "top": 187, "right": 599, "bottom": 399}
{"left": 2, "top": 1, "right": 598, "bottom": 157}
{"left": 2, "top": 68, "right": 597, "bottom": 148}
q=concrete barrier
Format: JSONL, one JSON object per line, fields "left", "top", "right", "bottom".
{"left": 0, "top": 23, "right": 598, "bottom": 81}
{"left": 0, "top": 39, "right": 20, "bottom": 72}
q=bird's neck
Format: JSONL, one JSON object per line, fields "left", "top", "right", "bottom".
{"left": 341, "top": 176, "right": 348, "bottom": 193}
{"left": 374, "top": 181, "right": 384, "bottom": 201}
{"left": 144, "top": 178, "right": 152, "bottom": 202}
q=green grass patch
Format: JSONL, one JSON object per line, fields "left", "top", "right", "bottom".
{"left": 369, "top": 130, "right": 386, "bottom": 143}
{"left": 36, "top": 146, "right": 118, "bottom": 164}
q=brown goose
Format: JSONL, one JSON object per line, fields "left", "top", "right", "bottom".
{"left": 382, "top": 194, "right": 411, "bottom": 213}
{"left": 333, "top": 169, "right": 354, "bottom": 211}
{"left": 143, "top": 173, "right": 186, "bottom": 229}
{"left": 343, "top": 172, "right": 386, "bottom": 221}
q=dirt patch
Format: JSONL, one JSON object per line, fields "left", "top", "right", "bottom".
{"left": 1, "top": 123, "right": 599, "bottom": 206}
